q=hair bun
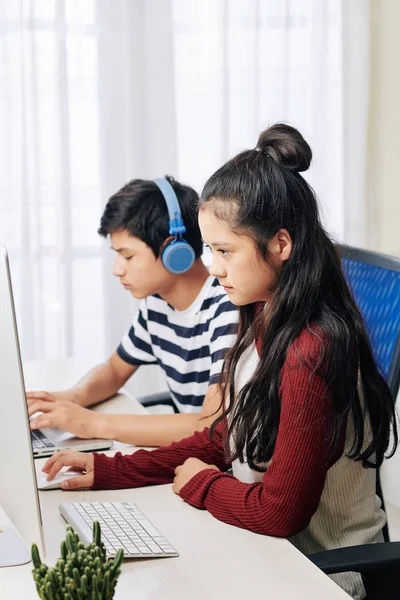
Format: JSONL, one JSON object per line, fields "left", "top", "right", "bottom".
{"left": 256, "top": 123, "right": 312, "bottom": 173}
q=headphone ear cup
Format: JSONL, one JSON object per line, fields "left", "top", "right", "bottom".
{"left": 162, "top": 240, "right": 195, "bottom": 274}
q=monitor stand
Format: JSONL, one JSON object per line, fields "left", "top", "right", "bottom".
{"left": 0, "top": 524, "right": 31, "bottom": 567}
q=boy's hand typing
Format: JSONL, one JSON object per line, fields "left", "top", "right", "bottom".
{"left": 42, "top": 450, "right": 94, "bottom": 489}
{"left": 28, "top": 398, "right": 104, "bottom": 440}
{"left": 27, "top": 389, "right": 82, "bottom": 414}
{"left": 173, "top": 458, "right": 220, "bottom": 495}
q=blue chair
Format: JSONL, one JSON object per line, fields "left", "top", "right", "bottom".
{"left": 340, "top": 245, "right": 400, "bottom": 543}
{"left": 339, "top": 245, "right": 400, "bottom": 399}
{"left": 309, "top": 245, "right": 400, "bottom": 600}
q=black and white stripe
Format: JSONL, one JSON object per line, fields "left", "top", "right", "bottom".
{"left": 117, "top": 277, "right": 238, "bottom": 413}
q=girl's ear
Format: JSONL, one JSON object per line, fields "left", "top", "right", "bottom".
{"left": 269, "top": 229, "right": 292, "bottom": 262}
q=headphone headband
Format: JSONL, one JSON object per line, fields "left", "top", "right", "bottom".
{"left": 152, "top": 178, "right": 186, "bottom": 236}
{"left": 152, "top": 177, "right": 195, "bottom": 274}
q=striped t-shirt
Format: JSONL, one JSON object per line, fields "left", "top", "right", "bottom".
{"left": 117, "top": 276, "right": 239, "bottom": 413}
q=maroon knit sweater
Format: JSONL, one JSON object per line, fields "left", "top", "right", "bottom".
{"left": 92, "top": 329, "right": 345, "bottom": 538}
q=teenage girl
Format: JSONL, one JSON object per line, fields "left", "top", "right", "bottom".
{"left": 44, "top": 124, "right": 397, "bottom": 600}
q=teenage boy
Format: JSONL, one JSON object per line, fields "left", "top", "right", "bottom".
{"left": 27, "top": 176, "right": 238, "bottom": 446}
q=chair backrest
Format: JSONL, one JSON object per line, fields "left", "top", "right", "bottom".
{"left": 338, "top": 245, "right": 400, "bottom": 400}
{"left": 309, "top": 540, "right": 400, "bottom": 600}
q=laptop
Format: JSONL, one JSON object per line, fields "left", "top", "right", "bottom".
{"left": 0, "top": 244, "right": 112, "bottom": 457}
{"left": 31, "top": 423, "right": 112, "bottom": 458}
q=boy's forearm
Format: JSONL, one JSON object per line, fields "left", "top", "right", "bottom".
{"left": 95, "top": 412, "right": 211, "bottom": 446}
{"left": 70, "top": 363, "right": 126, "bottom": 408}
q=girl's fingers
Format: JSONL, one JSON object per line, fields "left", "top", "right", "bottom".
{"left": 61, "top": 473, "right": 92, "bottom": 490}
{"left": 43, "top": 450, "right": 82, "bottom": 477}
{"left": 66, "top": 465, "right": 85, "bottom": 473}
{"left": 42, "top": 454, "right": 58, "bottom": 473}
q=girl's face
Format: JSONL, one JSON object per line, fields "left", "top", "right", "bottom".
{"left": 199, "top": 205, "right": 291, "bottom": 306}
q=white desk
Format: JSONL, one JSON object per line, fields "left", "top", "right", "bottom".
{"left": 0, "top": 359, "right": 351, "bottom": 600}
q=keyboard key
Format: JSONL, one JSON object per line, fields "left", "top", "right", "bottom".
{"left": 136, "top": 519, "right": 160, "bottom": 537}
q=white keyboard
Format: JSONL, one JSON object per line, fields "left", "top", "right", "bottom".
{"left": 59, "top": 501, "right": 178, "bottom": 558}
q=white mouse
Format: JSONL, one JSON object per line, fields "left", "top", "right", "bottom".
{"left": 37, "top": 470, "right": 84, "bottom": 491}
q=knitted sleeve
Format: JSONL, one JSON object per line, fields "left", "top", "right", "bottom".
{"left": 92, "top": 419, "right": 230, "bottom": 490}
{"left": 179, "top": 331, "right": 346, "bottom": 537}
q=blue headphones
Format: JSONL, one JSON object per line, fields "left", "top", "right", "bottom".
{"left": 152, "top": 178, "right": 195, "bottom": 274}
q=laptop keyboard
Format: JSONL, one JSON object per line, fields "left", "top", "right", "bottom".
{"left": 31, "top": 429, "right": 55, "bottom": 449}
{"left": 61, "top": 501, "right": 178, "bottom": 558}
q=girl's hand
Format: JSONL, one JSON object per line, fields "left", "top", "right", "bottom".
{"left": 42, "top": 450, "right": 95, "bottom": 490}
{"left": 172, "top": 458, "right": 220, "bottom": 495}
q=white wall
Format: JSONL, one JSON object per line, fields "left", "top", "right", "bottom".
{"left": 368, "top": 0, "right": 400, "bottom": 258}
{"left": 368, "top": 0, "right": 400, "bottom": 509}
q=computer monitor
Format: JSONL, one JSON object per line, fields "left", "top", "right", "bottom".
{"left": 0, "top": 244, "right": 45, "bottom": 555}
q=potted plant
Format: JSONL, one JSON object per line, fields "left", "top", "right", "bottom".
{"left": 31, "top": 521, "right": 124, "bottom": 600}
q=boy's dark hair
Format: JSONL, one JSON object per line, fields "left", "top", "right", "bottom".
{"left": 98, "top": 175, "right": 203, "bottom": 259}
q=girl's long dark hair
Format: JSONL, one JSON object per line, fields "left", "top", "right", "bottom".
{"left": 202, "top": 123, "right": 397, "bottom": 470}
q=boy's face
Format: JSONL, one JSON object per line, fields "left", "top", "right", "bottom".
{"left": 110, "top": 230, "right": 171, "bottom": 299}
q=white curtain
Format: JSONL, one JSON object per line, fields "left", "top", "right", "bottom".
{"left": 0, "top": 0, "right": 370, "bottom": 363}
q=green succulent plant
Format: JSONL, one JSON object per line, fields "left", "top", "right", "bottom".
{"left": 32, "top": 521, "right": 124, "bottom": 600}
